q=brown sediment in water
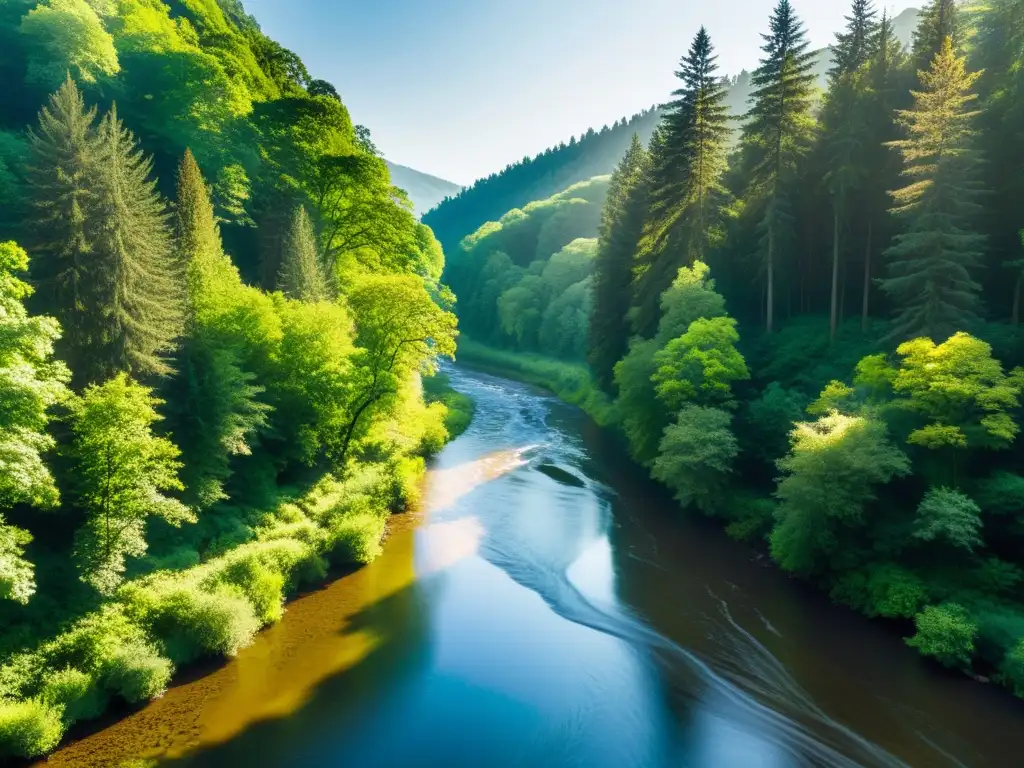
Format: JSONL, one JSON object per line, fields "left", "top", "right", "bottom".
{"left": 36, "top": 510, "right": 423, "bottom": 768}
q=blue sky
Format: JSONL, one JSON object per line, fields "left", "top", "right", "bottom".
{"left": 243, "top": 0, "right": 921, "bottom": 185}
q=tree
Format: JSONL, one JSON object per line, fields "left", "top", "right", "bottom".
{"left": 25, "top": 76, "right": 101, "bottom": 367}
{"left": 70, "top": 374, "right": 194, "bottom": 594}
{"left": 913, "top": 487, "right": 984, "bottom": 552}
{"left": 912, "top": 0, "right": 962, "bottom": 79}
{"left": 278, "top": 206, "right": 330, "bottom": 302}
{"left": 340, "top": 275, "right": 458, "bottom": 465}
{"left": 821, "top": 0, "right": 879, "bottom": 341}
{"left": 770, "top": 411, "right": 910, "bottom": 575}
{"left": 655, "top": 260, "right": 727, "bottom": 341}
{"left": 166, "top": 152, "right": 270, "bottom": 508}
{"left": 88, "top": 105, "right": 184, "bottom": 382}
{"left": 652, "top": 316, "right": 749, "bottom": 411}
{"left": 906, "top": 603, "right": 976, "bottom": 669}
{"left": 740, "top": 0, "right": 819, "bottom": 332}
{"left": 651, "top": 405, "right": 738, "bottom": 515}
{"left": 19, "top": 0, "right": 120, "bottom": 90}
{"left": 0, "top": 241, "right": 71, "bottom": 603}
{"left": 588, "top": 134, "right": 649, "bottom": 390}
{"left": 880, "top": 38, "right": 985, "bottom": 342}
{"left": 633, "top": 27, "right": 731, "bottom": 335}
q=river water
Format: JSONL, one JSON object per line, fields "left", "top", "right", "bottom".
{"left": 43, "top": 367, "right": 1024, "bottom": 767}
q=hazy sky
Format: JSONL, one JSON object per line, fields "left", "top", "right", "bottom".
{"left": 243, "top": 0, "right": 921, "bottom": 185}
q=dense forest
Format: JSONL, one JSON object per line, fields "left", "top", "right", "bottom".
{"left": 450, "top": 0, "right": 1024, "bottom": 701}
{"left": 0, "top": 0, "right": 462, "bottom": 759}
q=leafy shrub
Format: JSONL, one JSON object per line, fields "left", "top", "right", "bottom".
{"left": 999, "top": 639, "right": 1024, "bottom": 697}
{"left": 325, "top": 512, "right": 386, "bottom": 565}
{"left": 831, "top": 563, "right": 928, "bottom": 619}
{"left": 0, "top": 698, "right": 64, "bottom": 759}
{"left": 218, "top": 558, "right": 285, "bottom": 623}
{"left": 723, "top": 492, "right": 775, "bottom": 543}
{"left": 39, "top": 668, "right": 104, "bottom": 723}
{"left": 906, "top": 603, "right": 977, "bottom": 669}
{"left": 102, "top": 644, "right": 172, "bottom": 704}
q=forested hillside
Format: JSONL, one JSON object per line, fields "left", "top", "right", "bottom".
{"left": 452, "top": 0, "right": 1024, "bottom": 700}
{"left": 0, "top": 0, "right": 458, "bottom": 759}
{"left": 385, "top": 161, "right": 462, "bottom": 218}
{"left": 422, "top": 109, "right": 660, "bottom": 256}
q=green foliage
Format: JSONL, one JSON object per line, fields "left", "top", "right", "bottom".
{"left": 771, "top": 412, "right": 911, "bottom": 575}
{"left": 0, "top": 698, "right": 63, "bottom": 759}
{"left": 744, "top": 383, "right": 807, "bottom": 466}
{"left": 422, "top": 373, "right": 475, "bottom": 440}
{"left": 70, "top": 374, "right": 195, "bottom": 593}
{"left": 652, "top": 317, "right": 749, "bottom": 410}
{"left": 613, "top": 339, "right": 666, "bottom": 465}
{"left": 830, "top": 562, "right": 928, "bottom": 619}
{"left": 999, "top": 639, "right": 1024, "bottom": 697}
{"left": 20, "top": 0, "right": 120, "bottom": 89}
{"left": 278, "top": 206, "right": 330, "bottom": 302}
{"left": 651, "top": 406, "right": 738, "bottom": 515}
{"left": 906, "top": 603, "right": 977, "bottom": 669}
{"left": 913, "top": 487, "right": 983, "bottom": 552}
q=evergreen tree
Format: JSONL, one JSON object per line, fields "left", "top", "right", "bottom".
{"left": 278, "top": 205, "right": 330, "bottom": 302}
{"left": 588, "top": 134, "right": 649, "bottom": 390}
{"left": 880, "top": 38, "right": 985, "bottom": 341}
{"left": 821, "top": 0, "right": 879, "bottom": 341}
{"left": 740, "top": 0, "right": 818, "bottom": 332}
{"left": 89, "top": 106, "right": 184, "bottom": 382}
{"left": 632, "top": 27, "right": 731, "bottom": 338}
{"left": 165, "top": 152, "right": 270, "bottom": 508}
{"left": 860, "top": 12, "right": 910, "bottom": 330}
{"left": 912, "top": 0, "right": 963, "bottom": 79}
{"left": 25, "top": 76, "right": 101, "bottom": 366}
{"left": 830, "top": 0, "right": 879, "bottom": 79}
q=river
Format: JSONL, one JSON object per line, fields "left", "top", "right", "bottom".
{"left": 41, "top": 367, "right": 1024, "bottom": 767}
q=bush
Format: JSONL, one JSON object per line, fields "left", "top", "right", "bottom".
{"left": 218, "top": 558, "right": 285, "bottom": 624}
{"left": 0, "top": 698, "right": 64, "bottom": 759}
{"left": 999, "top": 639, "right": 1024, "bottom": 698}
{"left": 723, "top": 493, "right": 775, "bottom": 543}
{"left": 102, "top": 644, "right": 172, "bottom": 704}
{"left": 830, "top": 563, "right": 928, "bottom": 619}
{"left": 906, "top": 603, "right": 977, "bottom": 669}
{"left": 39, "top": 667, "right": 104, "bottom": 723}
{"left": 325, "top": 512, "right": 386, "bottom": 565}
{"left": 130, "top": 583, "right": 260, "bottom": 665}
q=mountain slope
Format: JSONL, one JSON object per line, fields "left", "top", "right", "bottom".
{"left": 385, "top": 161, "right": 462, "bottom": 218}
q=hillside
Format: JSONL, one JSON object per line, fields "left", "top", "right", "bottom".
{"left": 385, "top": 161, "right": 462, "bottom": 218}
{"left": 422, "top": 108, "right": 660, "bottom": 255}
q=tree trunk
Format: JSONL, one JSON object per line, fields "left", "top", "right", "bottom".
{"left": 830, "top": 204, "right": 840, "bottom": 343}
{"left": 862, "top": 221, "right": 873, "bottom": 333}
{"left": 1014, "top": 270, "right": 1022, "bottom": 326}
{"left": 767, "top": 225, "right": 775, "bottom": 333}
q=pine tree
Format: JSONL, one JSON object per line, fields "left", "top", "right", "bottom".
{"left": 90, "top": 105, "right": 184, "bottom": 382}
{"left": 861, "top": 12, "right": 910, "bottom": 330}
{"left": 830, "top": 0, "right": 878, "bottom": 79}
{"left": 880, "top": 38, "right": 985, "bottom": 341}
{"left": 912, "top": 0, "right": 962, "bottom": 78}
{"left": 25, "top": 75, "right": 101, "bottom": 366}
{"left": 588, "top": 134, "right": 649, "bottom": 391}
{"left": 278, "top": 205, "right": 330, "bottom": 302}
{"left": 166, "top": 152, "right": 269, "bottom": 508}
{"left": 741, "top": 0, "right": 819, "bottom": 332}
{"left": 821, "top": 0, "right": 879, "bottom": 341}
{"left": 632, "top": 27, "right": 731, "bottom": 338}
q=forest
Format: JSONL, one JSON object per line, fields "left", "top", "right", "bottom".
{"left": 448, "top": 0, "right": 1024, "bottom": 702}
{"left": 0, "top": 0, "right": 460, "bottom": 759}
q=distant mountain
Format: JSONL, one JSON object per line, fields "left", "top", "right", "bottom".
{"left": 385, "top": 161, "right": 462, "bottom": 218}
{"left": 423, "top": 108, "right": 661, "bottom": 255}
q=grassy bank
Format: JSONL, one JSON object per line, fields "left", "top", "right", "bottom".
{"left": 423, "top": 372, "right": 477, "bottom": 439}
{"left": 455, "top": 339, "right": 615, "bottom": 426}
{"left": 0, "top": 457, "right": 428, "bottom": 760}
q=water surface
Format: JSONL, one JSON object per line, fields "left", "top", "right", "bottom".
{"left": 44, "top": 367, "right": 1024, "bottom": 767}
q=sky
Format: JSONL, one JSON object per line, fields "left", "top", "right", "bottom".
{"left": 243, "top": 0, "right": 922, "bottom": 186}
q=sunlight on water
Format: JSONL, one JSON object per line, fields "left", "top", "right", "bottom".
{"left": 423, "top": 444, "right": 538, "bottom": 511}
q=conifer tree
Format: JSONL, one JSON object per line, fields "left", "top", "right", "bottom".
{"left": 25, "top": 75, "right": 101, "bottom": 365}
{"left": 166, "top": 151, "right": 269, "bottom": 508}
{"left": 912, "top": 0, "right": 962, "bottom": 79}
{"left": 90, "top": 106, "right": 184, "bottom": 382}
{"left": 588, "top": 134, "right": 649, "bottom": 390}
{"left": 830, "top": 0, "right": 878, "bottom": 79}
{"left": 821, "top": 0, "right": 879, "bottom": 341}
{"left": 278, "top": 205, "right": 330, "bottom": 302}
{"left": 880, "top": 38, "right": 985, "bottom": 341}
{"left": 860, "top": 12, "right": 910, "bottom": 330}
{"left": 632, "top": 27, "right": 730, "bottom": 338}
{"left": 740, "top": 0, "right": 818, "bottom": 332}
